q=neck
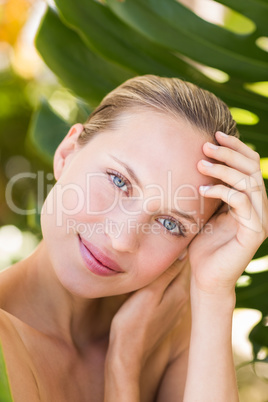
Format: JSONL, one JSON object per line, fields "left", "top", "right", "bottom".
{"left": 5, "top": 240, "right": 129, "bottom": 349}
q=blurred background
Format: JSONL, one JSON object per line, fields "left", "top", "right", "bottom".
{"left": 0, "top": 0, "right": 268, "bottom": 400}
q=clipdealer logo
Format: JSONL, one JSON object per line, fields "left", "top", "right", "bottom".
{"left": 5, "top": 170, "right": 263, "bottom": 232}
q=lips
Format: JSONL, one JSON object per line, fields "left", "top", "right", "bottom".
{"left": 78, "top": 235, "right": 124, "bottom": 276}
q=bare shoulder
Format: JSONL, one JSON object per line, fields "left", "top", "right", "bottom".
{"left": 0, "top": 308, "right": 16, "bottom": 340}
{"left": 0, "top": 261, "right": 24, "bottom": 305}
{"left": 0, "top": 262, "right": 41, "bottom": 400}
{"left": 0, "top": 309, "right": 40, "bottom": 401}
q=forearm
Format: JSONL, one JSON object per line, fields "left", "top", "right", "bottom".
{"left": 183, "top": 279, "right": 239, "bottom": 402}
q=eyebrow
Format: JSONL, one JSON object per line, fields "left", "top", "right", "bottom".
{"left": 109, "top": 154, "right": 198, "bottom": 225}
{"left": 109, "top": 155, "right": 142, "bottom": 188}
{"left": 170, "top": 209, "right": 197, "bottom": 225}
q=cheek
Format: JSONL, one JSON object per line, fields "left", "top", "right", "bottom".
{"left": 46, "top": 175, "right": 118, "bottom": 220}
{"left": 133, "top": 243, "right": 182, "bottom": 285}
{"left": 86, "top": 176, "right": 118, "bottom": 215}
{"left": 133, "top": 229, "right": 196, "bottom": 289}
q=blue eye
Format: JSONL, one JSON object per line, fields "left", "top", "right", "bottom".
{"left": 108, "top": 170, "right": 130, "bottom": 194}
{"left": 163, "top": 219, "right": 176, "bottom": 231}
{"left": 113, "top": 175, "right": 126, "bottom": 189}
{"left": 158, "top": 218, "right": 185, "bottom": 237}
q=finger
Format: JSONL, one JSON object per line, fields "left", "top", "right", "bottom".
{"left": 164, "top": 258, "right": 190, "bottom": 299}
{"left": 215, "top": 131, "right": 261, "bottom": 162}
{"left": 157, "top": 258, "right": 190, "bottom": 313}
{"left": 199, "top": 184, "right": 265, "bottom": 238}
{"left": 215, "top": 200, "right": 228, "bottom": 214}
{"left": 167, "top": 257, "right": 190, "bottom": 287}
{"left": 203, "top": 141, "right": 263, "bottom": 184}
{"left": 198, "top": 160, "right": 261, "bottom": 194}
{"left": 214, "top": 133, "right": 267, "bottom": 198}
{"left": 198, "top": 161, "right": 266, "bottom": 221}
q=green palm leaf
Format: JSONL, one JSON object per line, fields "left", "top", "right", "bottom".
{"left": 35, "top": 7, "right": 133, "bottom": 106}
{"left": 0, "top": 344, "right": 13, "bottom": 402}
{"left": 106, "top": 0, "right": 268, "bottom": 81}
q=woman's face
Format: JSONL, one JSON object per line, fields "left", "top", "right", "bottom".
{"left": 41, "top": 110, "right": 219, "bottom": 298}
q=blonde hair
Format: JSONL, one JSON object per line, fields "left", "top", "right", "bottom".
{"left": 78, "top": 75, "right": 239, "bottom": 145}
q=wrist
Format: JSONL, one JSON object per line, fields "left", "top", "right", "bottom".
{"left": 104, "top": 349, "right": 141, "bottom": 402}
{"left": 105, "top": 351, "right": 141, "bottom": 380}
{"left": 104, "top": 360, "right": 140, "bottom": 402}
{"left": 189, "top": 281, "right": 235, "bottom": 347}
{"left": 105, "top": 334, "right": 142, "bottom": 381}
{"left": 190, "top": 276, "right": 236, "bottom": 311}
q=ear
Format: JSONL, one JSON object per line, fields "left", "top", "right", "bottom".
{"left": 53, "top": 123, "right": 84, "bottom": 181}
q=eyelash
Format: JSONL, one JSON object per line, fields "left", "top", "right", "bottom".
{"left": 157, "top": 217, "right": 186, "bottom": 238}
{"left": 107, "top": 169, "right": 132, "bottom": 196}
{"left": 106, "top": 169, "right": 186, "bottom": 238}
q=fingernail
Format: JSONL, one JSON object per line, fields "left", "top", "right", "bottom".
{"left": 207, "top": 142, "right": 218, "bottom": 150}
{"left": 217, "top": 131, "right": 228, "bottom": 138}
{"left": 201, "top": 159, "right": 213, "bottom": 167}
{"left": 199, "top": 185, "right": 212, "bottom": 193}
{"left": 178, "top": 250, "right": 187, "bottom": 261}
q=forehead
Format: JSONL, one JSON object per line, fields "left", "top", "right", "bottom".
{"left": 81, "top": 110, "right": 219, "bottom": 220}
{"left": 99, "top": 110, "right": 210, "bottom": 184}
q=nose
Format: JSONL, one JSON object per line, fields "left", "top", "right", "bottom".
{"left": 104, "top": 215, "right": 144, "bottom": 254}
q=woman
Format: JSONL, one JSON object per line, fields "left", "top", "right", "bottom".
{"left": 0, "top": 75, "right": 267, "bottom": 401}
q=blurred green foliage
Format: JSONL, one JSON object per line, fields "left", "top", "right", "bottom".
{"left": 0, "top": 343, "right": 13, "bottom": 402}
{"left": 0, "top": 68, "right": 52, "bottom": 234}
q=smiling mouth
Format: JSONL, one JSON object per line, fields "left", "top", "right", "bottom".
{"left": 78, "top": 235, "right": 124, "bottom": 277}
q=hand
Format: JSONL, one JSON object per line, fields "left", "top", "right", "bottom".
{"left": 189, "top": 131, "right": 268, "bottom": 295}
{"left": 106, "top": 257, "right": 190, "bottom": 375}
